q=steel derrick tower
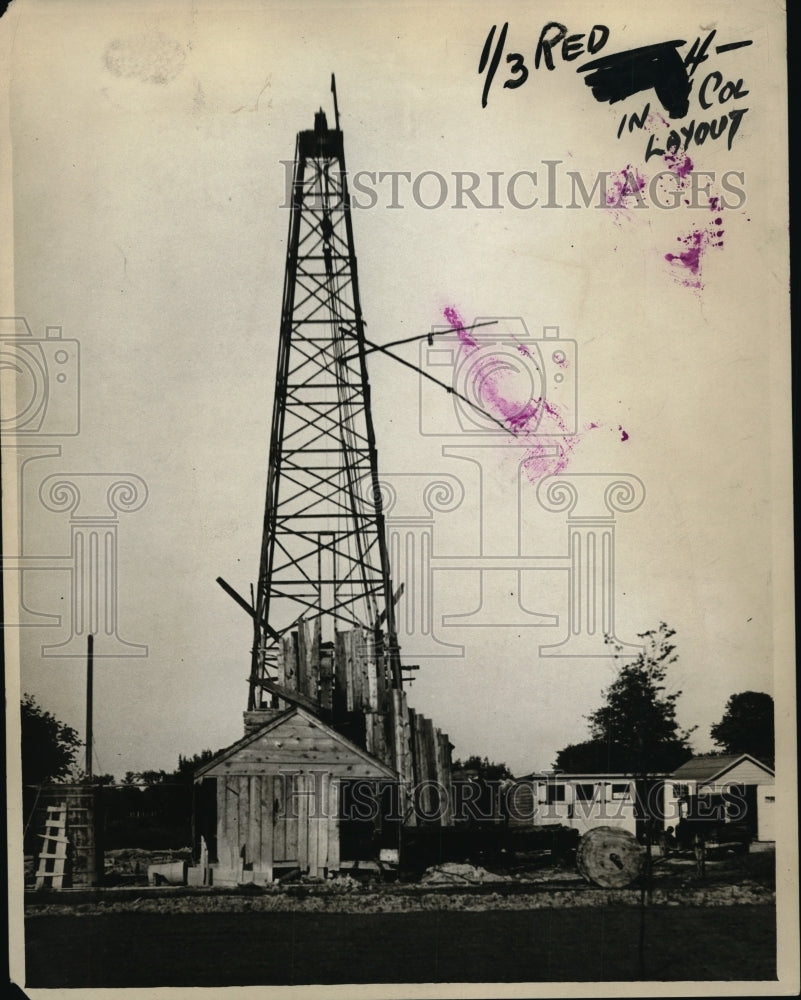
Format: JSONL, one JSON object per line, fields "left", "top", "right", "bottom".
{"left": 246, "top": 89, "right": 400, "bottom": 710}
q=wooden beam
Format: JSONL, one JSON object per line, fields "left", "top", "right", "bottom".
{"left": 375, "top": 583, "right": 404, "bottom": 626}
{"left": 216, "top": 577, "right": 281, "bottom": 641}
{"left": 260, "top": 775, "right": 274, "bottom": 882}
{"left": 328, "top": 777, "right": 340, "bottom": 872}
{"left": 260, "top": 679, "right": 320, "bottom": 715}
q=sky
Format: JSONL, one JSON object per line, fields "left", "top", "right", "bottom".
{"left": 4, "top": 0, "right": 792, "bottom": 781}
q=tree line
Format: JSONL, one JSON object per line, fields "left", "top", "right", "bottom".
{"left": 19, "top": 621, "right": 775, "bottom": 848}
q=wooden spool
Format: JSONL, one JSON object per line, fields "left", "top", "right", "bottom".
{"left": 576, "top": 826, "right": 644, "bottom": 888}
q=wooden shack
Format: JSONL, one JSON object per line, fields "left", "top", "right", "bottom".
{"left": 194, "top": 620, "right": 454, "bottom": 883}
{"left": 194, "top": 706, "right": 397, "bottom": 884}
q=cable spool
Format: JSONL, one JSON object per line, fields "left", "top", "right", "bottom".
{"left": 576, "top": 826, "right": 645, "bottom": 888}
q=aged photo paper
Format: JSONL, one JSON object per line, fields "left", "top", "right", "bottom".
{"left": 2, "top": 0, "right": 796, "bottom": 996}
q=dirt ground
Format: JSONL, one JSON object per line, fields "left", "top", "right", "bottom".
{"left": 24, "top": 906, "right": 777, "bottom": 987}
{"left": 22, "top": 848, "right": 776, "bottom": 987}
{"left": 24, "top": 845, "right": 775, "bottom": 915}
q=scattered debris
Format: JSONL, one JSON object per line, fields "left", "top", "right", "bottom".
{"left": 421, "top": 863, "right": 513, "bottom": 884}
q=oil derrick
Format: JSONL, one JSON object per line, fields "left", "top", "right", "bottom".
{"left": 204, "top": 85, "right": 457, "bottom": 856}
{"left": 248, "top": 82, "right": 401, "bottom": 711}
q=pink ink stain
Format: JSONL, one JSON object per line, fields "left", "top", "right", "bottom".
{"left": 665, "top": 229, "right": 705, "bottom": 276}
{"left": 638, "top": 116, "right": 699, "bottom": 209}
{"left": 586, "top": 419, "right": 629, "bottom": 441}
{"left": 522, "top": 438, "right": 577, "bottom": 481}
{"left": 663, "top": 149, "right": 694, "bottom": 179}
{"left": 442, "top": 307, "right": 571, "bottom": 478}
{"left": 441, "top": 308, "right": 629, "bottom": 482}
{"left": 664, "top": 196, "right": 725, "bottom": 289}
{"left": 605, "top": 166, "right": 647, "bottom": 221}
{"left": 443, "top": 306, "right": 478, "bottom": 352}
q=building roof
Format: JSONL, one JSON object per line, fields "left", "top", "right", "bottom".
{"left": 515, "top": 772, "right": 669, "bottom": 782}
{"left": 671, "top": 753, "right": 774, "bottom": 783}
{"left": 193, "top": 705, "right": 396, "bottom": 780}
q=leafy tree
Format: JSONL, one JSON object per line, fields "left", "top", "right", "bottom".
{"left": 20, "top": 693, "right": 82, "bottom": 786}
{"left": 452, "top": 755, "right": 512, "bottom": 781}
{"left": 451, "top": 756, "right": 512, "bottom": 825}
{"left": 104, "top": 749, "right": 219, "bottom": 849}
{"left": 122, "top": 750, "right": 216, "bottom": 787}
{"left": 554, "top": 623, "right": 695, "bottom": 776}
{"left": 552, "top": 739, "right": 631, "bottom": 774}
{"left": 70, "top": 771, "right": 116, "bottom": 786}
{"left": 710, "top": 691, "right": 774, "bottom": 763}
{"left": 176, "top": 749, "right": 216, "bottom": 779}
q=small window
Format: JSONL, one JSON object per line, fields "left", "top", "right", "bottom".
{"left": 673, "top": 783, "right": 689, "bottom": 798}
{"left": 610, "top": 783, "right": 629, "bottom": 800}
{"left": 575, "top": 783, "right": 595, "bottom": 802}
{"left": 765, "top": 795, "right": 775, "bottom": 803}
{"left": 545, "top": 783, "right": 566, "bottom": 804}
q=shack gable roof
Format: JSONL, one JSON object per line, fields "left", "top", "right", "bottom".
{"left": 671, "top": 753, "right": 774, "bottom": 784}
{"left": 515, "top": 773, "right": 668, "bottom": 782}
{"left": 194, "top": 706, "right": 396, "bottom": 780}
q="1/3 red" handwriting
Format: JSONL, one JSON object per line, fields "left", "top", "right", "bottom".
{"left": 478, "top": 21, "right": 611, "bottom": 108}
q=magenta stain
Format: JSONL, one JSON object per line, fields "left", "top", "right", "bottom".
{"left": 443, "top": 306, "right": 478, "bottom": 352}
{"left": 604, "top": 165, "right": 648, "bottom": 221}
{"left": 665, "top": 197, "right": 726, "bottom": 289}
{"left": 442, "top": 308, "right": 567, "bottom": 440}
{"left": 522, "top": 437, "right": 577, "bottom": 482}
{"left": 665, "top": 240, "right": 703, "bottom": 276}
{"left": 442, "top": 308, "right": 630, "bottom": 481}
{"left": 663, "top": 149, "right": 694, "bottom": 179}
{"left": 618, "top": 425, "right": 629, "bottom": 442}
{"left": 442, "top": 307, "right": 581, "bottom": 480}
{"left": 606, "top": 166, "right": 646, "bottom": 203}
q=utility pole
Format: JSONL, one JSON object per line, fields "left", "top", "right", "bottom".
{"left": 85, "top": 633, "right": 93, "bottom": 779}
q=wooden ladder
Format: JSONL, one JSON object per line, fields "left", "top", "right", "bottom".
{"left": 35, "top": 802, "right": 70, "bottom": 889}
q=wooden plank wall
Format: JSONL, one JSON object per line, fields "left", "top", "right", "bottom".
{"left": 216, "top": 771, "right": 341, "bottom": 879}
{"left": 274, "top": 620, "right": 452, "bottom": 826}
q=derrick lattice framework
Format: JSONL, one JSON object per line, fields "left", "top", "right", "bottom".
{"left": 250, "top": 108, "right": 400, "bottom": 710}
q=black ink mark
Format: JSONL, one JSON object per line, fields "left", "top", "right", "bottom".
{"left": 683, "top": 32, "right": 716, "bottom": 77}
{"left": 534, "top": 22, "right": 568, "bottom": 70}
{"left": 479, "top": 22, "right": 508, "bottom": 108}
{"left": 578, "top": 41, "right": 691, "bottom": 119}
{"left": 504, "top": 51, "right": 529, "bottom": 91}
{"left": 715, "top": 40, "right": 753, "bottom": 54}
